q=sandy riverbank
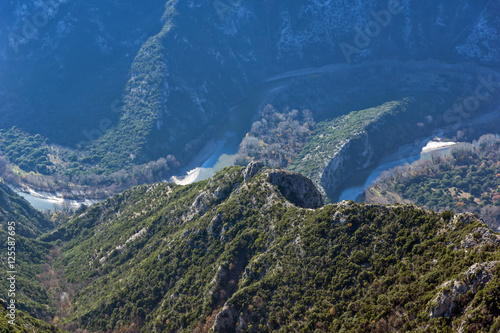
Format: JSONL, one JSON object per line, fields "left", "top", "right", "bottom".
{"left": 421, "top": 141, "right": 457, "bottom": 153}
{"left": 12, "top": 185, "right": 99, "bottom": 211}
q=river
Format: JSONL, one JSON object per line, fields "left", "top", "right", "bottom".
{"left": 15, "top": 63, "right": 499, "bottom": 209}
{"left": 16, "top": 78, "right": 292, "bottom": 210}
{"left": 334, "top": 138, "right": 455, "bottom": 202}
{"left": 333, "top": 108, "right": 500, "bottom": 202}
{"left": 170, "top": 132, "right": 241, "bottom": 185}
{"left": 13, "top": 187, "right": 98, "bottom": 212}
{"left": 14, "top": 135, "right": 456, "bottom": 211}
{"left": 16, "top": 191, "right": 63, "bottom": 211}
{"left": 170, "top": 79, "right": 292, "bottom": 185}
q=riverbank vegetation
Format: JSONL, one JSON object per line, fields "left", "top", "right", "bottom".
{"left": 0, "top": 127, "right": 179, "bottom": 199}
{"left": 0, "top": 128, "right": 53, "bottom": 175}
{"left": 235, "top": 105, "right": 315, "bottom": 168}
{"left": 366, "top": 134, "right": 500, "bottom": 228}
{"left": 19, "top": 166, "right": 500, "bottom": 332}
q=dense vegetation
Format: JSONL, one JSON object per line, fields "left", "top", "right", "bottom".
{"left": 0, "top": 58, "right": 492, "bottom": 204}
{"left": 16, "top": 165, "right": 497, "bottom": 332}
{"left": 236, "top": 105, "right": 315, "bottom": 168}
{"left": 0, "top": 3, "right": 181, "bottom": 198}
{"left": 0, "top": 141, "right": 179, "bottom": 200}
{"left": 0, "top": 182, "right": 59, "bottom": 322}
{"left": 366, "top": 134, "right": 500, "bottom": 229}
{"left": 0, "top": 306, "right": 64, "bottom": 333}
{"left": 289, "top": 100, "right": 411, "bottom": 178}
{"left": 1, "top": 1, "right": 499, "bottom": 330}
{"left": 288, "top": 97, "right": 442, "bottom": 199}
{"left": 87, "top": 29, "right": 173, "bottom": 172}
{"left": 0, "top": 128, "right": 53, "bottom": 175}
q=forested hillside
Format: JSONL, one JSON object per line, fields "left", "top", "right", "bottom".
{"left": 365, "top": 134, "right": 500, "bottom": 229}
{"left": 0, "top": 1, "right": 499, "bottom": 332}
{"left": 12, "top": 165, "right": 497, "bottom": 332}
{"left": 0, "top": 1, "right": 499, "bottom": 198}
{"left": 0, "top": 182, "right": 62, "bottom": 325}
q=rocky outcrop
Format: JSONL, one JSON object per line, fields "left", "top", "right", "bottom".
{"left": 208, "top": 213, "right": 224, "bottom": 236}
{"left": 212, "top": 305, "right": 239, "bottom": 332}
{"left": 268, "top": 170, "right": 323, "bottom": 209}
{"left": 189, "top": 186, "right": 229, "bottom": 218}
{"left": 243, "top": 161, "right": 265, "bottom": 182}
{"left": 452, "top": 213, "right": 478, "bottom": 227}
{"left": 319, "top": 140, "right": 353, "bottom": 198}
{"left": 290, "top": 98, "right": 442, "bottom": 201}
{"left": 460, "top": 227, "right": 500, "bottom": 249}
{"left": 428, "top": 261, "right": 499, "bottom": 318}
{"left": 429, "top": 280, "right": 468, "bottom": 318}
{"left": 319, "top": 133, "right": 376, "bottom": 198}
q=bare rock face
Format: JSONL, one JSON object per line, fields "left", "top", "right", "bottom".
{"left": 213, "top": 305, "right": 239, "bottom": 332}
{"left": 243, "top": 161, "right": 265, "bottom": 182}
{"left": 452, "top": 213, "right": 478, "bottom": 226}
{"left": 460, "top": 227, "right": 500, "bottom": 249}
{"left": 428, "top": 280, "right": 468, "bottom": 318}
{"left": 428, "top": 261, "right": 499, "bottom": 318}
{"left": 189, "top": 186, "right": 230, "bottom": 218}
{"left": 208, "top": 213, "right": 223, "bottom": 236}
{"left": 267, "top": 170, "right": 323, "bottom": 209}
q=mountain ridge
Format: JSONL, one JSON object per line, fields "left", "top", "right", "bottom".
{"left": 1, "top": 1, "right": 499, "bottom": 181}
{"left": 17, "top": 165, "right": 500, "bottom": 332}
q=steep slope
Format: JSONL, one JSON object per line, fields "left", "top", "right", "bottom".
{"left": 289, "top": 95, "right": 452, "bottom": 201}
{"left": 36, "top": 165, "right": 500, "bottom": 332}
{"left": 0, "top": 0, "right": 166, "bottom": 147}
{"left": 364, "top": 134, "right": 500, "bottom": 229}
{"left": 90, "top": 0, "right": 500, "bottom": 170}
{"left": 0, "top": 182, "right": 61, "bottom": 323}
{"left": 0, "top": 305, "right": 64, "bottom": 333}
{"left": 0, "top": 182, "right": 56, "bottom": 238}
{"left": 0, "top": 0, "right": 499, "bottom": 183}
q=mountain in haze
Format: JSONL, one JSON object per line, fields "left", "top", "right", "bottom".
{"left": 0, "top": 3, "right": 499, "bottom": 331}
{"left": 0, "top": 0, "right": 499, "bottom": 194}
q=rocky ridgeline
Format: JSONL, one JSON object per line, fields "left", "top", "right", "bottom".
{"left": 267, "top": 170, "right": 323, "bottom": 209}
{"left": 243, "top": 161, "right": 323, "bottom": 209}
{"left": 428, "top": 261, "right": 499, "bottom": 319}
{"left": 2, "top": 165, "right": 500, "bottom": 331}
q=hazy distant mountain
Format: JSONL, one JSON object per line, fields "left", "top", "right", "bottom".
{"left": 0, "top": 3, "right": 499, "bottom": 330}
{"left": 0, "top": 0, "right": 498, "bottom": 171}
